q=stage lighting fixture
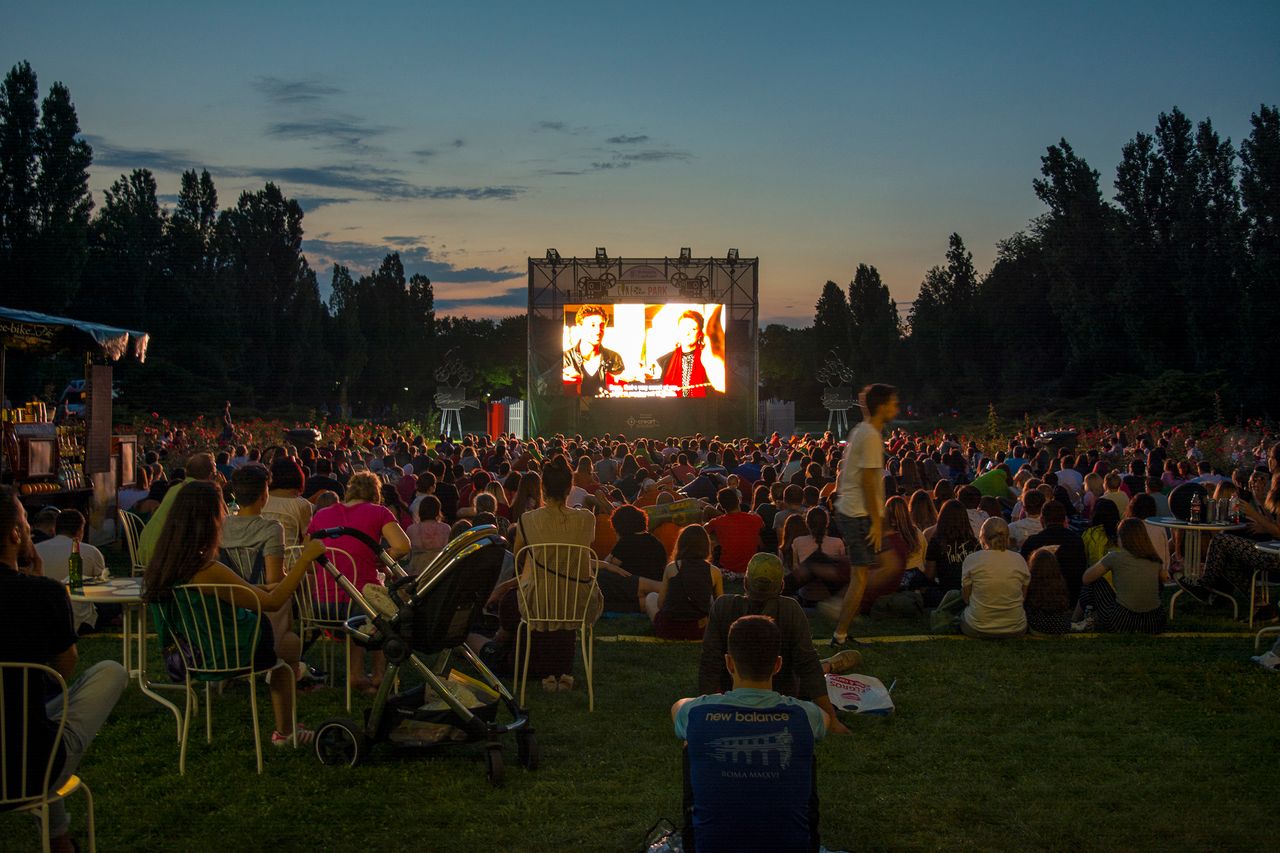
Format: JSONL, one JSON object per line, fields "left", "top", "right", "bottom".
{"left": 595, "top": 247, "right": 608, "bottom": 262}
{"left": 727, "top": 248, "right": 739, "bottom": 263}
{"left": 679, "top": 247, "right": 692, "bottom": 263}
{"left": 546, "top": 248, "right": 561, "bottom": 263}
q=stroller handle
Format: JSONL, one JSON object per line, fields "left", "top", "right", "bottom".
{"left": 309, "top": 526, "right": 405, "bottom": 575}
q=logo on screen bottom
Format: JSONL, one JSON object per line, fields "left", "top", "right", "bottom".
{"left": 626, "top": 415, "right": 659, "bottom": 428}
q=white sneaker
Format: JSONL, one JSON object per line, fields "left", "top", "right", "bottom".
{"left": 1249, "top": 651, "right": 1280, "bottom": 671}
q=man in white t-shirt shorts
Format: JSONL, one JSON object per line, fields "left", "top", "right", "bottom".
{"left": 830, "top": 383, "right": 899, "bottom": 648}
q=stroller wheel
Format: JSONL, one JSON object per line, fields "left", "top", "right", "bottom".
{"left": 484, "top": 744, "right": 504, "bottom": 787}
{"left": 315, "top": 718, "right": 367, "bottom": 767}
{"left": 516, "top": 730, "right": 539, "bottom": 771}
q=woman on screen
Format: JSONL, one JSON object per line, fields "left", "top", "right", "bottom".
{"left": 562, "top": 305, "right": 625, "bottom": 397}
{"left": 654, "top": 310, "right": 714, "bottom": 398}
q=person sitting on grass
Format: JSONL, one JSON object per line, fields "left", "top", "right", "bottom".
{"left": 596, "top": 504, "right": 665, "bottom": 613}
{"left": 1, "top": 487, "right": 128, "bottom": 853}
{"left": 1075, "top": 518, "right": 1168, "bottom": 633}
{"left": 673, "top": 615, "right": 829, "bottom": 853}
{"left": 960, "top": 517, "right": 1030, "bottom": 639}
{"left": 1007, "top": 490, "right": 1046, "bottom": 550}
{"left": 645, "top": 524, "right": 725, "bottom": 640}
{"left": 699, "top": 553, "right": 856, "bottom": 736}
{"left": 1024, "top": 548, "right": 1073, "bottom": 635}
{"left": 922, "top": 499, "right": 980, "bottom": 608}
{"left": 143, "top": 481, "right": 327, "bottom": 746}
{"left": 1082, "top": 497, "right": 1121, "bottom": 567}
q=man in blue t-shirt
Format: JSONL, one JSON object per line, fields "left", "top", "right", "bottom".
{"left": 672, "top": 615, "right": 829, "bottom": 853}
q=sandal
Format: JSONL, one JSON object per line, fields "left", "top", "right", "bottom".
{"left": 557, "top": 674, "right": 575, "bottom": 692}
{"left": 541, "top": 675, "right": 559, "bottom": 692}
{"left": 271, "top": 725, "right": 316, "bottom": 747}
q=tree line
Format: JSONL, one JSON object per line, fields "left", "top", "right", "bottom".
{"left": 0, "top": 61, "right": 535, "bottom": 418}
{"left": 768, "top": 104, "right": 1279, "bottom": 422}
{"left": 2, "top": 60, "right": 1276, "bottom": 423}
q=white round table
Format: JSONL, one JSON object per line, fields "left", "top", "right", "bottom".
{"left": 1146, "top": 516, "right": 1248, "bottom": 620}
{"left": 69, "top": 577, "right": 184, "bottom": 740}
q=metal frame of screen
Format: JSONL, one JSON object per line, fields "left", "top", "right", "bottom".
{"left": 526, "top": 255, "right": 759, "bottom": 438}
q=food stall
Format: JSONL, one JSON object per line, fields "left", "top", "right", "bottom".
{"left": 0, "top": 306, "right": 149, "bottom": 540}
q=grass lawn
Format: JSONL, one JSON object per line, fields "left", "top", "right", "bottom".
{"left": 5, "top": 593, "right": 1277, "bottom": 852}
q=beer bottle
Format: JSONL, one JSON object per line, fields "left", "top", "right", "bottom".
{"left": 68, "top": 538, "right": 84, "bottom": 592}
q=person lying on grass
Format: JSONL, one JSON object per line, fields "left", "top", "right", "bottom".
{"left": 143, "top": 481, "right": 327, "bottom": 746}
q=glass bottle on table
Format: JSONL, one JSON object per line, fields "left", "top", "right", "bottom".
{"left": 1189, "top": 492, "right": 1202, "bottom": 523}
{"left": 68, "top": 538, "right": 84, "bottom": 592}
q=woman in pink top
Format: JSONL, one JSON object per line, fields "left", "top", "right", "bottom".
{"left": 306, "top": 471, "right": 410, "bottom": 693}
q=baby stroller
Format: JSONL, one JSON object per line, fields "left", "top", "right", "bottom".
{"left": 307, "top": 524, "right": 536, "bottom": 786}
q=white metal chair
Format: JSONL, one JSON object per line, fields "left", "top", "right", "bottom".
{"left": 118, "top": 509, "right": 146, "bottom": 576}
{"left": 161, "top": 584, "right": 295, "bottom": 775}
{"left": 0, "top": 663, "right": 97, "bottom": 852}
{"left": 293, "top": 546, "right": 359, "bottom": 711}
{"left": 513, "top": 543, "right": 601, "bottom": 711}
{"left": 220, "top": 546, "right": 266, "bottom": 585}
{"left": 1249, "top": 568, "right": 1274, "bottom": 628}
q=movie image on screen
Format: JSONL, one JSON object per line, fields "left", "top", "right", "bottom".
{"left": 561, "top": 303, "right": 726, "bottom": 398}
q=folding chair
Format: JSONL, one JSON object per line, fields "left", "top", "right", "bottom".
{"left": 513, "top": 543, "right": 600, "bottom": 711}
{"left": 293, "top": 546, "right": 359, "bottom": 711}
{"left": 161, "top": 584, "right": 295, "bottom": 775}
{"left": 118, "top": 509, "right": 147, "bottom": 576}
{"left": 0, "top": 663, "right": 97, "bottom": 852}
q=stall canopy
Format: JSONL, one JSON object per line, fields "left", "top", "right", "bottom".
{"left": 0, "top": 306, "right": 149, "bottom": 362}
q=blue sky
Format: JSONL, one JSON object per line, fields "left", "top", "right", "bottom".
{"left": 5, "top": 1, "right": 1278, "bottom": 321}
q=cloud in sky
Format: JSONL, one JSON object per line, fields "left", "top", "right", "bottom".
{"left": 605, "top": 134, "right": 649, "bottom": 144}
{"left": 302, "top": 238, "right": 523, "bottom": 285}
{"left": 434, "top": 286, "right": 527, "bottom": 313}
{"left": 83, "top": 135, "right": 523, "bottom": 201}
{"left": 544, "top": 147, "right": 693, "bottom": 176}
{"left": 265, "top": 116, "right": 392, "bottom": 152}
{"left": 251, "top": 76, "right": 343, "bottom": 104}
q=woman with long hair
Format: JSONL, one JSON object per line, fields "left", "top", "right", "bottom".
{"left": 778, "top": 513, "right": 809, "bottom": 573}
{"left": 1079, "top": 518, "right": 1168, "bottom": 633}
{"left": 509, "top": 471, "right": 544, "bottom": 531}
{"left": 143, "top": 481, "right": 326, "bottom": 746}
{"left": 1024, "top": 548, "right": 1072, "bottom": 635}
{"left": 645, "top": 524, "right": 724, "bottom": 639}
{"left": 909, "top": 489, "right": 938, "bottom": 535}
{"left": 1082, "top": 498, "right": 1121, "bottom": 566}
{"left": 921, "top": 499, "right": 980, "bottom": 607}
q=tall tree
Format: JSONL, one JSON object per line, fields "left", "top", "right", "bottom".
{"left": 1240, "top": 104, "right": 1280, "bottom": 408}
{"left": 79, "top": 169, "right": 167, "bottom": 328}
{"left": 1033, "top": 138, "right": 1123, "bottom": 384}
{"left": 32, "top": 81, "right": 93, "bottom": 311}
{"left": 0, "top": 61, "right": 41, "bottom": 304}
{"left": 812, "top": 279, "right": 851, "bottom": 363}
{"left": 847, "top": 263, "right": 900, "bottom": 384}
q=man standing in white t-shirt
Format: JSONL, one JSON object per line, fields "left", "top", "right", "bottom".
{"left": 830, "top": 383, "right": 899, "bottom": 647}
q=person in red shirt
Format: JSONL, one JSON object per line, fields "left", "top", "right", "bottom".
{"left": 706, "top": 487, "right": 764, "bottom": 576}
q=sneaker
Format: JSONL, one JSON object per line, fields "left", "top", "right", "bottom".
{"left": 1249, "top": 651, "right": 1280, "bottom": 671}
{"left": 1176, "top": 576, "right": 1211, "bottom": 604}
{"left": 829, "top": 634, "right": 864, "bottom": 649}
{"left": 822, "top": 649, "right": 863, "bottom": 675}
{"left": 1070, "top": 617, "right": 1096, "bottom": 633}
{"left": 271, "top": 725, "right": 316, "bottom": 747}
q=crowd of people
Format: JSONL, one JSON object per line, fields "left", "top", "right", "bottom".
{"left": 5, "top": 386, "right": 1280, "bottom": 850}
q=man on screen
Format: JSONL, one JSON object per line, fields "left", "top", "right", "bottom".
{"left": 654, "top": 310, "right": 714, "bottom": 398}
{"left": 563, "top": 305, "right": 626, "bottom": 397}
